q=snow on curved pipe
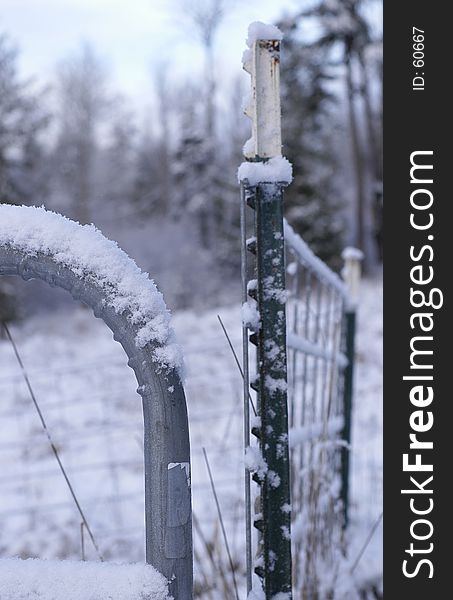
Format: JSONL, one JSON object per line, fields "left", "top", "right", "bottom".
{"left": 0, "top": 204, "right": 192, "bottom": 599}
{"left": 0, "top": 204, "right": 183, "bottom": 374}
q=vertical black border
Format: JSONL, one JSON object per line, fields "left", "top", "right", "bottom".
{"left": 384, "top": 1, "right": 450, "bottom": 595}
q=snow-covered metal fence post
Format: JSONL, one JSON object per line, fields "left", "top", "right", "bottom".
{"left": 340, "top": 247, "right": 363, "bottom": 527}
{"left": 239, "top": 23, "right": 292, "bottom": 599}
{"left": 0, "top": 205, "right": 193, "bottom": 600}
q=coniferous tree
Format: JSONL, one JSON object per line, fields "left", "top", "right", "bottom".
{"left": 100, "top": 101, "right": 136, "bottom": 219}
{"left": 294, "top": 0, "right": 383, "bottom": 266}
{"left": 278, "top": 19, "right": 345, "bottom": 267}
{"left": 0, "top": 33, "right": 50, "bottom": 207}
{"left": 172, "top": 88, "right": 213, "bottom": 247}
{"left": 53, "top": 44, "right": 110, "bottom": 224}
{"left": 132, "top": 124, "right": 167, "bottom": 217}
{"left": 0, "top": 33, "right": 50, "bottom": 322}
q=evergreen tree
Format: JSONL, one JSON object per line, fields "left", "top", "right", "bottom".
{"left": 277, "top": 19, "right": 345, "bottom": 267}
{"left": 132, "top": 124, "right": 166, "bottom": 217}
{"left": 0, "top": 32, "right": 50, "bottom": 322}
{"left": 296, "top": 0, "right": 383, "bottom": 266}
{"left": 100, "top": 101, "right": 136, "bottom": 218}
{"left": 0, "top": 33, "right": 50, "bottom": 207}
{"left": 53, "top": 43, "right": 110, "bottom": 224}
{"left": 131, "top": 69, "right": 172, "bottom": 219}
{"left": 171, "top": 88, "right": 214, "bottom": 248}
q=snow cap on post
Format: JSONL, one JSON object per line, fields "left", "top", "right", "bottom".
{"left": 242, "top": 21, "right": 284, "bottom": 160}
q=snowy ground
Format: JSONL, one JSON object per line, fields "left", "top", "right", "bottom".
{"left": 0, "top": 273, "right": 382, "bottom": 597}
{"left": 0, "top": 558, "right": 171, "bottom": 600}
{"left": 348, "top": 273, "right": 383, "bottom": 591}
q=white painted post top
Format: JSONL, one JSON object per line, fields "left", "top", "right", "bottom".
{"left": 342, "top": 247, "right": 364, "bottom": 308}
{"left": 242, "top": 22, "right": 284, "bottom": 160}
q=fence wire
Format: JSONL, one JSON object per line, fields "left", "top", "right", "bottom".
{"left": 0, "top": 311, "right": 246, "bottom": 598}
{"left": 0, "top": 278, "right": 381, "bottom": 597}
{"left": 284, "top": 221, "right": 350, "bottom": 593}
{"left": 239, "top": 176, "right": 362, "bottom": 595}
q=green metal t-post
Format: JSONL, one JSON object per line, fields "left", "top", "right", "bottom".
{"left": 340, "top": 247, "right": 362, "bottom": 527}
{"left": 255, "top": 182, "right": 292, "bottom": 598}
{"left": 340, "top": 308, "right": 356, "bottom": 528}
{"left": 241, "top": 26, "right": 293, "bottom": 598}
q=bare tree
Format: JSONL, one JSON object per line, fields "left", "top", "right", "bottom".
{"left": 54, "top": 43, "right": 110, "bottom": 224}
{"left": 170, "top": 1, "right": 237, "bottom": 251}
{"left": 177, "top": 0, "right": 231, "bottom": 139}
{"left": 344, "top": 34, "right": 367, "bottom": 256}
{"left": 357, "top": 40, "right": 383, "bottom": 260}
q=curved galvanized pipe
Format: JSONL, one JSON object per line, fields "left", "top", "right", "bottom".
{"left": 0, "top": 244, "right": 192, "bottom": 600}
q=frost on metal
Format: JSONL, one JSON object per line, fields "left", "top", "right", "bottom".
{"left": 244, "top": 445, "right": 268, "bottom": 480}
{"left": 287, "top": 332, "right": 348, "bottom": 369}
{"left": 0, "top": 558, "right": 172, "bottom": 600}
{"left": 264, "top": 374, "right": 288, "bottom": 396}
{"left": 284, "top": 219, "right": 349, "bottom": 300}
{"left": 289, "top": 416, "right": 344, "bottom": 448}
{"left": 241, "top": 299, "right": 261, "bottom": 331}
{"left": 0, "top": 204, "right": 183, "bottom": 373}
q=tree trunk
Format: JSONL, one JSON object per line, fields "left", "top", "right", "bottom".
{"left": 345, "top": 47, "right": 367, "bottom": 265}
{"left": 358, "top": 47, "right": 383, "bottom": 262}
{"left": 357, "top": 48, "right": 382, "bottom": 182}
{"left": 156, "top": 67, "right": 171, "bottom": 216}
{"left": 205, "top": 43, "right": 216, "bottom": 141}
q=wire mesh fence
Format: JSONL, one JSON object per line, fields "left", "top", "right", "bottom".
{"left": 0, "top": 308, "right": 247, "bottom": 597}
{"left": 284, "top": 220, "right": 351, "bottom": 594}
{"left": 0, "top": 283, "right": 381, "bottom": 598}
{"left": 239, "top": 173, "right": 380, "bottom": 596}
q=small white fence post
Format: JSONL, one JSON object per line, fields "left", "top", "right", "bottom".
{"left": 243, "top": 27, "right": 282, "bottom": 160}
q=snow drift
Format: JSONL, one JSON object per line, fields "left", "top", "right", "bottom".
{"left": 0, "top": 558, "right": 171, "bottom": 600}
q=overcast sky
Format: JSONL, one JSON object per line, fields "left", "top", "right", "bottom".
{"left": 1, "top": 0, "right": 299, "bottom": 102}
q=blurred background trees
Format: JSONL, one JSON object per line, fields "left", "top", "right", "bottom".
{"left": 0, "top": 33, "right": 50, "bottom": 321}
{"left": 0, "top": 0, "right": 382, "bottom": 317}
{"left": 279, "top": 0, "right": 382, "bottom": 269}
{"left": 53, "top": 43, "right": 111, "bottom": 225}
{"left": 0, "top": 34, "right": 50, "bottom": 209}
